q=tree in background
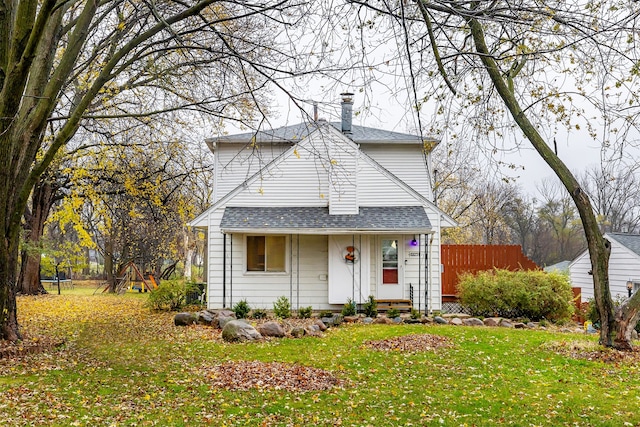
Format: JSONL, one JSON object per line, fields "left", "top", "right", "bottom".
{"left": 0, "top": 0, "right": 310, "bottom": 341}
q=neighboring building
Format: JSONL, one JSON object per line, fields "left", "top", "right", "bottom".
{"left": 569, "top": 233, "right": 640, "bottom": 301}
{"left": 190, "top": 94, "right": 455, "bottom": 313}
{"left": 543, "top": 260, "right": 571, "bottom": 274}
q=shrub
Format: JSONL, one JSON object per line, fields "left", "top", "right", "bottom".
{"left": 146, "top": 280, "right": 198, "bottom": 311}
{"left": 362, "top": 295, "right": 378, "bottom": 318}
{"left": 273, "top": 296, "right": 291, "bottom": 319}
{"left": 386, "top": 308, "right": 400, "bottom": 318}
{"left": 410, "top": 308, "right": 421, "bottom": 320}
{"left": 251, "top": 308, "right": 268, "bottom": 319}
{"left": 457, "top": 269, "right": 574, "bottom": 321}
{"left": 341, "top": 298, "right": 356, "bottom": 316}
{"left": 298, "top": 306, "right": 313, "bottom": 319}
{"left": 233, "top": 299, "right": 251, "bottom": 319}
{"left": 318, "top": 310, "right": 333, "bottom": 318}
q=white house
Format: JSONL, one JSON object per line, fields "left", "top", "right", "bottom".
{"left": 190, "top": 94, "right": 456, "bottom": 313}
{"left": 569, "top": 233, "right": 640, "bottom": 302}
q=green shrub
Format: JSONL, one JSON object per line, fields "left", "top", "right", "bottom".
{"left": 458, "top": 269, "right": 574, "bottom": 321}
{"left": 386, "top": 308, "right": 400, "bottom": 318}
{"left": 410, "top": 308, "right": 421, "bottom": 320}
{"left": 251, "top": 308, "right": 268, "bottom": 319}
{"left": 341, "top": 298, "right": 356, "bottom": 316}
{"left": 146, "top": 280, "right": 198, "bottom": 311}
{"left": 318, "top": 310, "right": 333, "bottom": 318}
{"left": 273, "top": 296, "right": 291, "bottom": 319}
{"left": 298, "top": 306, "right": 313, "bottom": 319}
{"left": 233, "top": 299, "right": 251, "bottom": 319}
{"left": 363, "top": 295, "right": 378, "bottom": 317}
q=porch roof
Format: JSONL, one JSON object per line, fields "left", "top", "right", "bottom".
{"left": 220, "top": 206, "right": 432, "bottom": 234}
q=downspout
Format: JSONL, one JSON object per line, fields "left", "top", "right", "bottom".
{"left": 222, "top": 233, "right": 227, "bottom": 308}
{"left": 297, "top": 234, "right": 300, "bottom": 310}
{"left": 352, "top": 234, "right": 356, "bottom": 302}
{"left": 425, "top": 234, "right": 431, "bottom": 315}
{"left": 359, "top": 234, "right": 363, "bottom": 306}
{"left": 230, "top": 234, "right": 233, "bottom": 308}
{"left": 418, "top": 233, "right": 421, "bottom": 312}
{"left": 290, "top": 234, "right": 293, "bottom": 307}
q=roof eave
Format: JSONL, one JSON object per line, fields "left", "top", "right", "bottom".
{"left": 219, "top": 227, "right": 434, "bottom": 235}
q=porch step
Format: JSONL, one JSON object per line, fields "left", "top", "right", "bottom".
{"left": 376, "top": 299, "right": 413, "bottom": 313}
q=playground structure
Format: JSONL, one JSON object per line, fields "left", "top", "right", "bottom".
{"left": 98, "top": 260, "right": 178, "bottom": 294}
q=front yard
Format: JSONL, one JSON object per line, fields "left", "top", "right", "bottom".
{"left": 1, "top": 286, "right": 639, "bottom": 426}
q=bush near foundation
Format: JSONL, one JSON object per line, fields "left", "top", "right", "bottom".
{"left": 458, "top": 269, "right": 574, "bottom": 321}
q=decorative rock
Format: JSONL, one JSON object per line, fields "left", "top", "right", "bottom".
{"left": 443, "top": 313, "right": 471, "bottom": 319}
{"left": 343, "top": 315, "right": 359, "bottom": 323}
{"left": 421, "top": 317, "right": 434, "bottom": 324}
{"left": 195, "top": 310, "right": 214, "bottom": 325}
{"left": 526, "top": 322, "right": 538, "bottom": 329}
{"left": 290, "top": 326, "right": 305, "bottom": 338}
{"left": 257, "top": 321, "right": 285, "bottom": 338}
{"left": 392, "top": 316, "right": 403, "bottom": 324}
{"left": 403, "top": 318, "right": 421, "bottom": 324}
{"left": 218, "top": 315, "right": 236, "bottom": 329}
{"left": 632, "top": 330, "right": 638, "bottom": 340}
{"left": 362, "top": 317, "right": 374, "bottom": 324}
{"left": 449, "top": 317, "right": 463, "bottom": 326}
{"left": 483, "top": 317, "right": 501, "bottom": 327}
{"left": 499, "top": 319, "right": 514, "bottom": 328}
{"left": 314, "top": 318, "right": 328, "bottom": 331}
{"left": 321, "top": 317, "right": 333, "bottom": 327}
{"left": 513, "top": 323, "right": 526, "bottom": 329}
{"left": 174, "top": 312, "right": 197, "bottom": 326}
{"left": 434, "top": 316, "right": 448, "bottom": 325}
{"left": 322, "top": 314, "right": 344, "bottom": 327}
{"left": 304, "top": 326, "right": 323, "bottom": 337}
{"left": 221, "top": 320, "right": 262, "bottom": 342}
{"left": 463, "top": 318, "right": 484, "bottom": 326}
{"left": 373, "top": 317, "right": 393, "bottom": 324}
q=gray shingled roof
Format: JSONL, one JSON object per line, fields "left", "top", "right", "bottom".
{"left": 210, "top": 121, "right": 436, "bottom": 144}
{"left": 609, "top": 233, "right": 640, "bottom": 257}
{"left": 220, "top": 206, "right": 432, "bottom": 232}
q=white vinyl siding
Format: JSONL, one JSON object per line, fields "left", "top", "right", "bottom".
{"left": 361, "top": 144, "right": 432, "bottom": 200}
{"left": 570, "top": 235, "right": 640, "bottom": 302}
{"left": 329, "top": 137, "right": 358, "bottom": 214}
{"left": 358, "top": 160, "right": 423, "bottom": 206}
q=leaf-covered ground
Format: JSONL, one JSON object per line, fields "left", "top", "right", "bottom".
{"left": 2, "top": 288, "right": 640, "bottom": 426}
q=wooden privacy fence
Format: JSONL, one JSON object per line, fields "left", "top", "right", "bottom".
{"left": 441, "top": 244, "right": 539, "bottom": 301}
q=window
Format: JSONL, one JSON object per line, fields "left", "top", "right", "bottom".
{"left": 246, "top": 235, "right": 286, "bottom": 272}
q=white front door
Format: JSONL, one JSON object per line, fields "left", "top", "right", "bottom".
{"left": 377, "top": 237, "right": 403, "bottom": 299}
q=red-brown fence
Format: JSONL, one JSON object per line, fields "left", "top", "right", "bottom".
{"left": 441, "top": 244, "right": 539, "bottom": 302}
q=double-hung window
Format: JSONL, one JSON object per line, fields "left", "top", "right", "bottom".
{"left": 246, "top": 235, "right": 286, "bottom": 272}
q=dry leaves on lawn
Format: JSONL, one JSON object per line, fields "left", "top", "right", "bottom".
{"left": 205, "top": 361, "right": 346, "bottom": 392}
{"left": 363, "top": 333, "right": 452, "bottom": 353}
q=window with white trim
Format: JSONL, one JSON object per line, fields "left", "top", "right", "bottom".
{"left": 246, "top": 235, "right": 286, "bottom": 272}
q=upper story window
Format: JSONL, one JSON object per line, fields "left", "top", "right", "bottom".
{"left": 246, "top": 235, "right": 286, "bottom": 272}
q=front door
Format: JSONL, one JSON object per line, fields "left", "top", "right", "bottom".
{"left": 377, "top": 237, "right": 403, "bottom": 299}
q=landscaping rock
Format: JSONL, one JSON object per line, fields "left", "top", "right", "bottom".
{"left": 499, "top": 319, "right": 514, "bottom": 328}
{"left": 527, "top": 322, "right": 538, "bottom": 329}
{"left": 514, "top": 323, "right": 527, "bottom": 329}
{"left": 314, "top": 318, "right": 328, "bottom": 331}
{"left": 343, "top": 315, "right": 359, "bottom": 323}
{"left": 174, "top": 312, "right": 197, "bottom": 326}
{"left": 483, "top": 317, "right": 501, "bottom": 327}
{"left": 257, "top": 321, "right": 285, "bottom": 338}
{"left": 449, "top": 317, "right": 463, "bottom": 326}
{"left": 362, "top": 317, "right": 374, "bottom": 324}
{"left": 633, "top": 330, "right": 638, "bottom": 340}
{"left": 322, "top": 314, "right": 344, "bottom": 327}
{"left": 218, "top": 315, "right": 236, "bottom": 329}
{"left": 304, "top": 325, "right": 323, "bottom": 337}
{"left": 403, "top": 318, "right": 422, "bottom": 324}
{"left": 290, "top": 326, "right": 305, "bottom": 338}
{"left": 421, "top": 317, "right": 434, "bottom": 324}
{"left": 463, "top": 318, "right": 484, "bottom": 326}
{"left": 195, "top": 310, "right": 214, "bottom": 326}
{"left": 373, "top": 317, "right": 393, "bottom": 324}
{"left": 434, "top": 316, "right": 448, "bottom": 325}
{"left": 221, "top": 320, "right": 262, "bottom": 343}
{"left": 443, "top": 313, "right": 471, "bottom": 319}
{"left": 392, "top": 317, "right": 403, "bottom": 324}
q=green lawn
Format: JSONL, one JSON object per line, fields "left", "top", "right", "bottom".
{"left": 1, "top": 289, "right": 639, "bottom": 426}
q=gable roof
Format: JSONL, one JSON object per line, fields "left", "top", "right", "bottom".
{"left": 191, "top": 121, "right": 456, "bottom": 228}
{"left": 607, "top": 233, "right": 640, "bottom": 257}
{"left": 220, "top": 206, "right": 432, "bottom": 234}
{"left": 207, "top": 120, "right": 438, "bottom": 146}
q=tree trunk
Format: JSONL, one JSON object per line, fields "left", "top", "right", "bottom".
{"left": 18, "top": 179, "right": 56, "bottom": 295}
{"left": 466, "top": 16, "right": 620, "bottom": 347}
{"left": 0, "top": 234, "right": 22, "bottom": 342}
{"left": 104, "top": 238, "right": 116, "bottom": 293}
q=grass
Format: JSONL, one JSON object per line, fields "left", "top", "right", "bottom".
{"left": 2, "top": 283, "right": 640, "bottom": 426}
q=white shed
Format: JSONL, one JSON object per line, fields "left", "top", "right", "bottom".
{"left": 569, "top": 233, "right": 640, "bottom": 302}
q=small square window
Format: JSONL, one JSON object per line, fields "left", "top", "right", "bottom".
{"left": 247, "top": 235, "right": 286, "bottom": 272}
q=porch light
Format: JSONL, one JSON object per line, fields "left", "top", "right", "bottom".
{"left": 410, "top": 238, "right": 418, "bottom": 247}
{"left": 627, "top": 280, "right": 634, "bottom": 298}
